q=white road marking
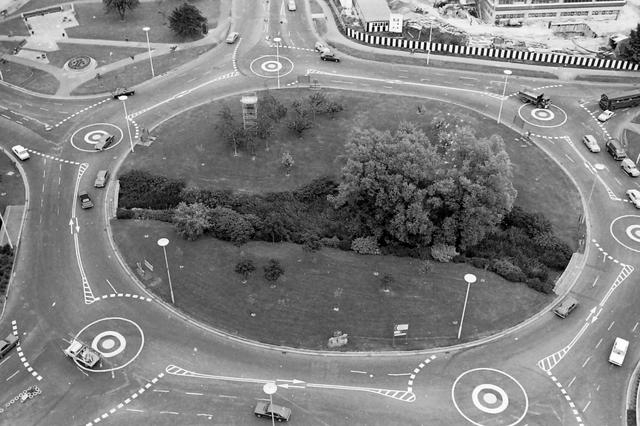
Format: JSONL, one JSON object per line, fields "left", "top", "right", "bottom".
{"left": 595, "top": 338, "right": 603, "bottom": 348}
{"left": 592, "top": 276, "right": 598, "bottom": 287}
{"left": 633, "top": 322, "right": 639, "bottom": 332}
{"left": 0, "top": 355, "right": 11, "bottom": 367}
{"left": 185, "top": 392, "right": 203, "bottom": 396}
{"left": 350, "top": 370, "right": 367, "bottom": 374}
{"left": 218, "top": 394, "right": 238, "bottom": 399}
{"left": 105, "top": 279, "right": 117, "bottom": 293}
{"left": 583, "top": 400, "right": 591, "bottom": 412}
{"left": 125, "top": 408, "right": 144, "bottom": 412}
{"left": 582, "top": 356, "right": 591, "bottom": 368}
{"left": 160, "top": 411, "right": 179, "bottom": 415}
{"left": 197, "top": 413, "right": 214, "bottom": 417}
{"left": 567, "top": 376, "right": 576, "bottom": 388}
{"left": 6, "top": 370, "right": 19, "bottom": 381}
{"left": 153, "top": 389, "right": 169, "bottom": 393}
{"left": 387, "top": 373, "right": 412, "bottom": 376}
{"left": 564, "top": 154, "right": 575, "bottom": 163}
{"left": 460, "top": 76, "right": 478, "bottom": 81}
{"left": 608, "top": 321, "right": 615, "bottom": 330}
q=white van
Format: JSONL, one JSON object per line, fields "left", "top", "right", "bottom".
{"left": 288, "top": 0, "right": 296, "bottom": 11}
{"left": 609, "top": 337, "right": 629, "bottom": 366}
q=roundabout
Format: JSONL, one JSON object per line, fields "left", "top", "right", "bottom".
{"left": 249, "top": 55, "right": 294, "bottom": 79}
{"left": 610, "top": 215, "right": 640, "bottom": 252}
{"left": 69, "top": 123, "right": 123, "bottom": 152}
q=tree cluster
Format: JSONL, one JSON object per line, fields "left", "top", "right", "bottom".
{"left": 169, "top": 3, "right": 207, "bottom": 38}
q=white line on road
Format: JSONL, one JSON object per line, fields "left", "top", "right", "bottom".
{"left": 420, "top": 78, "right": 431, "bottom": 82}
{"left": 592, "top": 276, "right": 599, "bottom": 287}
{"left": 583, "top": 400, "right": 591, "bottom": 412}
{"left": 153, "top": 389, "right": 169, "bottom": 393}
{"left": 614, "top": 177, "right": 622, "bottom": 186}
{"left": 6, "top": 370, "right": 19, "bottom": 381}
{"left": 330, "top": 80, "right": 353, "bottom": 84}
{"left": 383, "top": 86, "right": 392, "bottom": 89}
{"left": 398, "top": 75, "right": 409, "bottom": 79}
{"left": 0, "top": 355, "right": 11, "bottom": 367}
{"left": 634, "top": 322, "right": 639, "bottom": 332}
{"left": 197, "top": 413, "right": 215, "bottom": 417}
{"left": 105, "top": 279, "right": 117, "bottom": 293}
{"left": 460, "top": 76, "right": 478, "bottom": 81}
{"left": 596, "top": 338, "right": 603, "bottom": 348}
{"left": 582, "top": 356, "right": 591, "bottom": 368}
{"left": 608, "top": 321, "right": 615, "bottom": 331}
{"left": 218, "top": 394, "right": 237, "bottom": 399}
{"left": 125, "top": 408, "right": 144, "bottom": 413}
{"left": 185, "top": 392, "right": 203, "bottom": 396}
{"left": 387, "top": 373, "right": 412, "bottom": 376}
{"left": 160, "top": 411, "right": 179, "bottom": 415}
{"left": 567, "top": 376, "right": 576, "bottom": 388}
{"left": 350, "top": 370, "right": 367, "bottom": 374}
{"left": 565, "top": 154, "right": 575, "bottom": 163}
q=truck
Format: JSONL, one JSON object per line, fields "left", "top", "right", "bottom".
{"left": 0, "top": 333, "right": 18, "bottom": 358}
{"left": 609, "top": 337, "right": 629, "bottom": 366}
{"left": 78, "top": 191, "right": 94, "bottom": 209}
{"left": 64, "top": 339, "right": 101, "bottom": 368}
{"left": 517, "top": 89, "right": 551, "bottom": 109}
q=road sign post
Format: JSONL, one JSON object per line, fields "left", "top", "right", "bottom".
{"left": 393, "top": 324, "right": 409, "bottom": 346}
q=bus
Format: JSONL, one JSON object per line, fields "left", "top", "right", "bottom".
{"left": 599, "top": 91, "right": 640, "bottom": 111}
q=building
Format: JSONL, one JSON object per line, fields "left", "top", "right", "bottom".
{"left": 353, "top": 0, "right": 392, "bottom": 32}
{"left": 476, "top": 0, "right": 625, "bottom": 25}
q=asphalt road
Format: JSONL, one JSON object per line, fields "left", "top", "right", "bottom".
{"left": 1, "top": 0, "right": 640, "bottom": 424}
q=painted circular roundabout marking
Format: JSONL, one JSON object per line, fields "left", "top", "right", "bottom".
{"left": 517, "top": 104, "right": 567, "bottom": 128}
{"left": 249, "top": 55, "right": 294, "bottom": 79}
{"left": 452, "top": 368, "right": 528, "bottom": 426}
{"left": 610, "top": 215, "right": 640, "bottom": 253}
{"left": 72, "top": 317, "right": 144, "bottom": 372}
{"left": 70, "top": 123, "right": 123, "bottom": 152}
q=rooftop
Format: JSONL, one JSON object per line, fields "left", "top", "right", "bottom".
{"left": 356, "top": 0, "right": 391, "bottom": 22}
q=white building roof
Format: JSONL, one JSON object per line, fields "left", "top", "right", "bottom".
{"left": 357, "top": 0, "right": 390, "bottom": 22}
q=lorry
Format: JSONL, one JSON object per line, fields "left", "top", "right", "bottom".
{"left": 609, "top": 337, "right": 629, "bottom": 366}
{"left": 64, "top": 339, "right": 101, "bottom": 368}
{"left": 517, "top": 89, "right": 551, "bottom": 109}
{"left": 0, "top": 333, "right": 18, "bottom": 358}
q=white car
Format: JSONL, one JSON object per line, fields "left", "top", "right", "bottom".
{"left": 11, "top": 145, "right": 29, "bottom": 160}
{"left": 582, "top": 135, "right": 600, "bottom": 153}
{"left": 225, "top": 32, "right": 239, "bottom": 44}
{"left": 609, "top": 337, "right": 629, "bottom": 366}
{"left": 621, "top": 158, "right": 640, "bottom": 177}
{"left": 597, "top": 110, "right": 615, "bottom": 122}
{"left": 627, "top": 189, "right": 640, "bottom": 208}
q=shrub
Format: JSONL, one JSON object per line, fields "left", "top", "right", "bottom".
{"left": 351, "top": 236, "right": 380, "bottom": 255}
{"left": 131, "top": 208, "right": 174, "bottom": 222}
{"left": 470, "top": 257, "right": 490, "bottom": 269}
{"left": 295, "top": 176, "right": 338, "bottom": 203}
{"left": 181, "top": 187, "right": 233, "bottom": 209}
{"left": 210, "top": 207, "right": 255, "bottom": 245}
{"left": 533, "top": 233, "right": 573, "bottom": 269}
{"left": 173, "top": 202, "right": 211, "bottom": 241}
{"left": 264, "top": 259, "right": 284, "bottom": 284}
{"left": 116, "top": 208, "right": 135, "bottom": 219}
{"left": 491, "top": 258, "right": 526, "bottom": 282}
{"left": 235, "top": 259, "right": 256, "bottom": 282}
{"left": 301, "top": 233, "right": 322, "bottom": 252}
{"left": 525, "top": 277, "right": 554, "bottom": 294}
{"left": 430, "top": 244, "right": 458, "bottom": 263}
{"left": 502, "top": 206, "right": 552, "bottom": 237}
{"left": 321, "top": 236, "right": 341, "bottom": 248}
{"left": 452, "top": 255, "right": 467, "bottom": 263}
{"left": 118, "top": 170, "right": 185, "bottom": 210}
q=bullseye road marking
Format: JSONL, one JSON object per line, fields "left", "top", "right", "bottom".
{"left": 11, "top": 320, "right": 42, "bottom": 381}
{"left": 85, "top": 372, "right": 164, "bottom": 426}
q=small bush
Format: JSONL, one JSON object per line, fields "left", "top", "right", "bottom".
{"left": 491, "top": 258, "right": 526, "bottom": 282}
{"left": 210, "top": 207, "right": 255, "bottom": 245}
{"left": 525, "top": 277, "right": 554, "bottom": 294}
{"left": 130, "top": 208, "right": 174, "bottom": 222}
{"left": 452, "top": 255, "right": 467, "bottom": 264}
{"left": 430, "top": 244, "right": 458, "bottom": 263}
{"left": 295, "top": 176, "right": 338, "bottom": 203}
{"left": 337, "top": 239, "right": 352, "bottom": 251}
{"left": 351, "top": 236, "right": 380, "bottom": 255}
{"left": 470, "top": 257, "right": 490, "bottom": 269}
{"left": 301, "top": 233, "right": 322, "bottom": 252}
{"left": 321, "top": 236, "right": 341, "bottom": 248}
{"left": 116, "top": 208, "right": 135, "bottom": 219}
{"left": 118, "top": 170, "right": 185, "bottom": 210}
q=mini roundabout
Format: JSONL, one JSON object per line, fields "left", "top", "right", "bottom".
{"left": 70, "top": 123, "right": 123, "bottom": 152}
{"left": 610, "top": 214, "right": 640, "bottom": 253}
{"left": 249, "top": 54, "right": 294, "bottom": 80}
{"left": 517, "top": 103, "right": 567, "bottom": 129}
{"left": 70, "top": 317, "right": 144, "bottom": 372}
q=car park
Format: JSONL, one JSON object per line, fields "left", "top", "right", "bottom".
{"left": 254, "top": 401, "right": 291, "bottom": 422}
{"left": 606, "top": 138, "right": 627, "bottom": 160}
{"left": 621, "top": 158, "right": 640, "bottom": 177}
{"left": 78, "top": 192, "right": 94, "bottom": 209}
{"left": 552, "top": 296, "right": 578, "bottom": 318}
{"left": 320, "top": 52, "right": 340, "bottom": 62}
{"left": 627, "top": 189, "right": 640, "bottom": 208}
{"left": 94, "top": 170, "right": 109, "bottom": 188}
{"left": 582, "top": 135, "right": 600, "bottom": 153}
{"left": 112, "top": 87, "right": 135, "bottom": 99}
{"left": 11, "top": 145, "right": 30, "bottom": 160}
{"left": 95, "top": 133, "right": 114, "bottom": 151}
{"left": 597, "top": 110, "right": 615, "bottom": 122}
{"left": 226, "top": 31, "right": 239, "bottom": 44}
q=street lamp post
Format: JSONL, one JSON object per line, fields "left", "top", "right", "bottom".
{"left": 273, "top": 37, "right": 281, "bottom": 89}
{"left": 157, "top": 238, "right": 175, "bottom": 304}
{"left": 457, "top": 273, "right": 477, "bottom": 339}
{"left": 142, "top": 26, "right": 155, "bottom": 78}
{"left": 118, "top": 95, "right": 135, "bottom": 153}
{"left": 497, "top": 69, "right": 512, "bottom": 124}
{"left": 587, "top": 163, "right": 606, "bottom": 207}
{"left": 263, "top": 382, "right": 277, "bottom": 426}
{"left": 426, "top": 19, "right": 434, "bottom": 65}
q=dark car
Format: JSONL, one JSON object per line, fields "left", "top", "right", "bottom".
{"left": 254, "top": 401, "right": 291, "bottom": 422}
{"left": 112, "top": 87, "right": 135, "bottom": 99}
{"left": 320, "top": 53, "right": 340, "bottom": 62}
{"left": 78, "top": 192, "right": 94, "bottom": 209}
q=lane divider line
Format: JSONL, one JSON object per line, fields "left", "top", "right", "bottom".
{"left": 11, "top": 320, "right": 42, "bottom": 381}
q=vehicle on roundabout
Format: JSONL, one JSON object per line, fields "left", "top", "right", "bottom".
{"left": 581, "top": 135, "right": 600, "bottom": 153}
{"left": 11, "top": 145, "right": 30, "bottom": 161}
{"left": 254, "top": 401, "right": 291, "bottom": 422}
{"left": 320, "top": 52, "right": 340, "bottom": 62}
{"left": 64, "top": 338, "right": 101, "bottom": 368}
{"left": 517, "top": 88, "right": 551, "bottom": 109}
{"left": 598, "top": 109, "right": 615, "bottom": 122}
{"left": 621, "top": 158, "right": 640, "bottom": 177}
{"left": 112, "top": 87, "right": 135, "bottom": 99}
{"left": 626, "top": 189, "right": 640, "bottom": 208}
{"left": 606, "top": 138, "right": 627, "bottom": 160}
{"left": 552, "top": 296, "right": 578, "bottom": 318}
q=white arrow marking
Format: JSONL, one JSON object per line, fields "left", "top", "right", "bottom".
{"left": 277, "top": 379, "right": 305, "bottom": 384}
{"left": 69, "top": 219, "right": 73, "bottom": 234}
{"left": 278, "top": 384, "right": 305, "bottom": 389}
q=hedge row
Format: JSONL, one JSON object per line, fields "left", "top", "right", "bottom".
{"left": 0, "top": 244, "right": 14, "bottom": 297}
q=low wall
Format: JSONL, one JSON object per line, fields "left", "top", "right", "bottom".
{"left": 345, "top": 27, "right": 639, "bottom": 71}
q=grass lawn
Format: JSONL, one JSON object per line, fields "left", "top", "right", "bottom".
{"left": 47, "top": 43, "right": 147, "bottom": 69}
{"left": 113, "top": 220, "right": 551, "bottom": 350}
{"left": 66, "top": 0, "right": 219, "bottom": 44}
{"left": 113, "top": 89, "right": 580, "bottom": 350}
{"left": 0, "top": 17, "right": 30, "bottom": 37}
{"left": 0, "top": 60, "right": 58, "bottom": 94}
{"left": 71, "top": 44, "right": 215, "bottom": 95}
{"left": 0, "top": 155, "right": 25, "bottom": 213}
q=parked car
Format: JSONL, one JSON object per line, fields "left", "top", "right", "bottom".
{"left": 320, "top": 52, "right": 340, "bottom": 62}
{"left": 226, "top": 31, "right": 239, "bottom": 44}
{"left": 94, "top": 170, "right": 109, "bottom": 188}
{"left": 78, "top": 192, "right": 94, "bottom": 209}
{"left": 582, "top": 135, "right": 600, "bottom": 153}
{"left": 627, "top": 189, "right": 640, "bottom": 208}
{"left": 11, "top": 145, "right": 30, "bottom": 161}
{"left": 621, "top": 158, "right": 640, "bottom": 177}
{"left": 112, "top": 87, "right": 135, "bottom": 99}
{"left": 597, "top": 110, "right": 615, "bottom": 122}
{"left": 552, "top": 296, "right": 578, "bottom": 318}
{"left": 254, "top": 401, "right": 291, "bottom": 422}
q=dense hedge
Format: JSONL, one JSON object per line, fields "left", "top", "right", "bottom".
{"left": 116, "top": 171, "right": 572, "bottom": 293}
{"left": 0, "top": 244, "right": 14, "bottom": 296}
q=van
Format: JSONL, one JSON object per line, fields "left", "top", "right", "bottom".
{"left": 288, "top": 0, "right": 296, "bottom": 11}
{"left": 95, "top": 133, "right": 115, "bottom": 151}
{"left": 552, "top": 296, "right": 578, "bottom": 318}
{"left": 609, "top": 337, "right": 629, "bottom": 366}
{"left": 606, "top": 138, "right": 627, "bottom": 160}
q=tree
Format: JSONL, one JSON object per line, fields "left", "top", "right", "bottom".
{"left": 210, "top": 207, "right": 254, "bottom": 245}
{"left": 216, "top": 105, "right": 245, "bottom": 156}
{"left": 301, "top": 233, "right": 321, "bottom": 252}
{"left": 260, "top": 212, "right": 293, "bottom": 243}
{"left": 326, "top": 100, "right": 344, "bottom": 119}
{"left": 260, "top": 91, "right": 287, "bottom": 123}
{"left": 329, "top": 121, "right": 516, "bottom": 251}
{"left": 235, "top": 259, "right": 256, "bottom": 283}
{"left": 264, "top": 259, "right": 284, "bottom": 287}
{"left": 281, "top": 152, "right": 294, "bottom": 175}
{"left": 103, "top": 0, "right": 139, "bottom": 20}
{"left": 626, "top": 24, "right": 640, "bottom": 63}
{"left": 169, "top": 3, "right": 207, "bottom": 38}
{"left": 307, "top": 92, "right": 328, "bottom": 120}
{"left": 287, "top": 100, "right": 313, "bottom": 135}
{"left": 173, "top": 202, "right": 211, "bottom": 241}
